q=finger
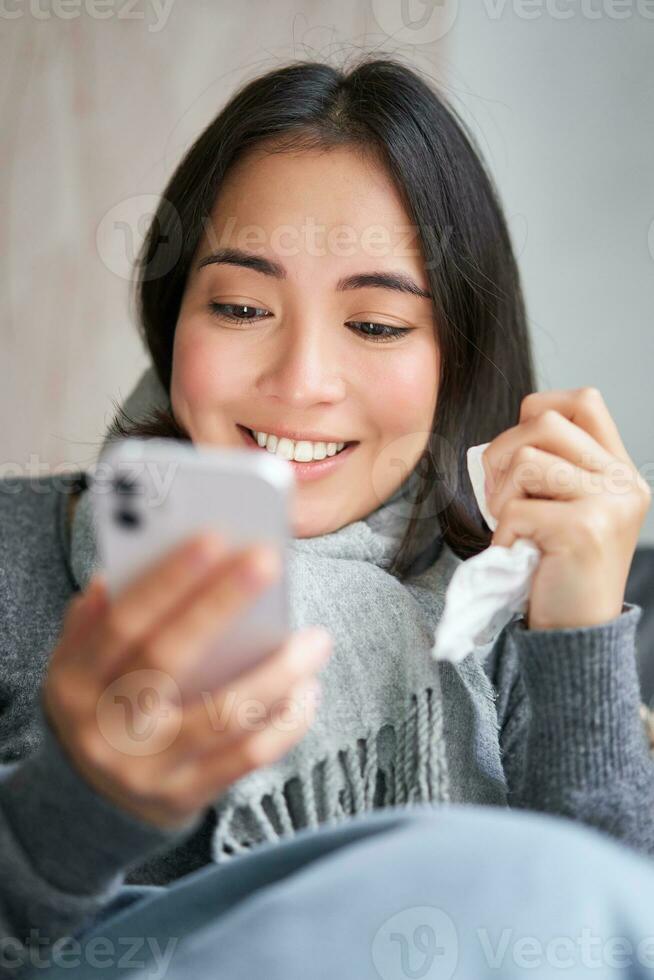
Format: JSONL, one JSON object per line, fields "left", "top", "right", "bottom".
{"left": 123, "top": 543, "right": 283, "bottom": 686}
{"left": 491, "top": 497, "right": 581, "bottom": 552}
{"left": 61, "top": 594, "right": 86, "bottom": 637}
{"left": 518, "top": 388, "right": 628, "bottom": 461}
{"left": 63, "top": 576, "right": 108, "bottom": 647}
{"left": 488, "top": 447, "right": 591, "bottom": 523}
{"left": 86, "top": 532, "right": 232, "bottom": 682}
{"left": 160, "top": 626, "right": 332, "bottom": 761}
{"left": 158, "top": 677, "right": 321, "bottom": 814}
{"left": 483, "top": 409, "right": 614, "bottom": 494}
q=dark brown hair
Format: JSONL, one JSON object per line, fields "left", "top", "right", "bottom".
{"left": 108, "top": 54, "right": 536, "bottom": 579}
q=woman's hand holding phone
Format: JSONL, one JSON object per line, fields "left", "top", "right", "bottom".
{"left": 42, "top": 532, "right": 332, "bottom": 831}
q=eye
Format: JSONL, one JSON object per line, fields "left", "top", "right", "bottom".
{"left": 208, "top": 303, "right": 414, "bottom": 343}
{"left": 346, "top": 321, "right": 414, "bottom": 343}
{"left": 208, "top": 302, "right": 271, "bottom": 322}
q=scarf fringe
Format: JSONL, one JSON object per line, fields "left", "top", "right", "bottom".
{"left": 212, "top": 685, "right": 450, "bottom": 863}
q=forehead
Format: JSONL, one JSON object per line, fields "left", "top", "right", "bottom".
{"left": 198, "top": 145, "right": 422, "bottom": 268}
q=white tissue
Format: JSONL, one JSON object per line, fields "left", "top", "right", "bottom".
{"left": 431, "top": 442, "right": 542, "bottom": 663}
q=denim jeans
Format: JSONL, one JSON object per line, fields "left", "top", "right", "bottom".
{"left": 23, "top": 802, "right": 654, "bottom": 980}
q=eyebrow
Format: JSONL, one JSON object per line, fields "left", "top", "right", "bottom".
{"left": 196, "top": 247, "right": 433, "bottom": 300}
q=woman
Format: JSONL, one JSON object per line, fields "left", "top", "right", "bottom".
{"left": 1, "top": 55, "right": 652, "bottom": 978}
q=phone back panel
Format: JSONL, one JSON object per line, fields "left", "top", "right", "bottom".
{"left": 90, "top": 437, "right": 294, "bottom": 694}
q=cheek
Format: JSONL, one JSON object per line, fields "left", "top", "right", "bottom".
{"left": 171, "top": 321, "right": 246, "bottom": 411}
{"left": 370, "top": 348, "right": 439, "bottom": 437}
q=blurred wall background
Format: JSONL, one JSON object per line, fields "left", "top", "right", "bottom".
{"left": 1, "top": 0, "right": 652, "bottom": 540}
{"left": 439, "top": 2, "right": 654, "bottom": 543}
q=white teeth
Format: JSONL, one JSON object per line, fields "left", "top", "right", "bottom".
{"left": 250, "top": 430, "right": 346, "bottom": 462}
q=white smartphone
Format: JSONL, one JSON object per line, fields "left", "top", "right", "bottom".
{"left": 89, "top": 437, "right": 295, "bottom": 696}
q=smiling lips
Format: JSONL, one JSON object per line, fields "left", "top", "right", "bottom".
{"left": 242, "top": 422, "right": 356, "bottom": 445}
{"left": 243, "top": 426, "right": 347, "bottom": 460}
{"left": 237, "top": 424, "right": 360, "bottom": 479}
{"left": 238, "top": 424, "right": 358, "bottom": 458}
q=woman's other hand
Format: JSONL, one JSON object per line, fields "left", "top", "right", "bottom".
{"left": 482, "top": 387, "right": 652, "bottom": 630}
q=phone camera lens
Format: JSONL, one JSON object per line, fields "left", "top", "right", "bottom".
{"left": 113, "top": 509, "right": 141, "bottom": 529}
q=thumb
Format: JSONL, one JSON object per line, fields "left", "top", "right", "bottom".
{"left": 81, "top": 574, "right": 108, "bottom": 616}
{"left": 64, "top": 575, "right": 107, "bottom": 639}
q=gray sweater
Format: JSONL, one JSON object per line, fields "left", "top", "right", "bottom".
{"left": 1, "top": 472, "right": 654, "bottom": 960}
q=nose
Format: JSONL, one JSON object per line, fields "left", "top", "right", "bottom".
{"left": 255, "top": 320, "right": 346, "bottom": 408}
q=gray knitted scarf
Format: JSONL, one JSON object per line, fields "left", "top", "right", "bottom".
{"left": 69, "top": 368, "right": 505, "bottom": 861}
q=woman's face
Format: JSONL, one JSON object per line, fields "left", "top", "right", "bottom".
{"left": 171, "top": 145, "right": 440, "bottom": 538}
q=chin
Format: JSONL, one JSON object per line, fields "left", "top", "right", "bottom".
{"left": 290, "top": 515, "right": 315, "bottom": 539}
{"left": 290, "top": 511, "right": 330, "bottom": 539}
